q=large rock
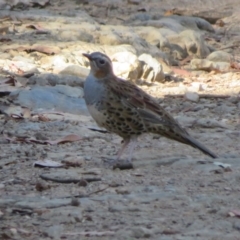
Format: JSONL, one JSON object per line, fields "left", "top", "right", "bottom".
{"left": 111, "top": 51, "right": 141, "bottom": 80}
{"left": 58, "top": 29, "right": 94, "bottom": 42}
{"left": 137, "top": 18, "right": 185, "bottom": 33}
{"left": 167, "top": 30, "right": 210, "bottom": 59}
{"left": 207, "top": 51, "right": 232, "bottom": 63}
{"left": 28, "top": 73, "right": 85, "bottom": 87}
{"left": 9, "top": 86, "right": 88, "bottom": 115}
{"left": 190, "top": 59, "right": 230, "bottom": 72}
{"left": 168, "top": 15, "right": 215, "bottom": 32}
{"left": 98, "top": 30, "right": 124, "bottom": 45}
{"left": 135, "top": 26, "right": 171, "bottom": 48}
{"left": 138, "top": 53, "right": 165, "bottom": 83}
{"left": 59, "top": 65, "right": 90, "bottom": 78}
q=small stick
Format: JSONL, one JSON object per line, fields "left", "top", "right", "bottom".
{"left": 39, "top": 174, "right": 101, "bottom": 183}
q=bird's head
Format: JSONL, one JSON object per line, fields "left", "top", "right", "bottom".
{"left": 83, "top": 52, "right": 114, "bottom": 79}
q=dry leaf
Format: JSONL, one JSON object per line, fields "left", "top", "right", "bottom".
{"left": 47, "top": 134, "right": 82, "bottom": 145}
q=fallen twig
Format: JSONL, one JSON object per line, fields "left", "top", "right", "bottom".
{"left": 39, "top": 174, "right": 101, "bottom": 183}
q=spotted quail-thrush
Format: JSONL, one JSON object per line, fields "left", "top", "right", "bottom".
{"left": 83, "top": 52, "right": 217, "bottom": 162}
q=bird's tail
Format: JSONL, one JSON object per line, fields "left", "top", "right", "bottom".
{"left": 182, "top": 134, "right": 217, "bottom": 158}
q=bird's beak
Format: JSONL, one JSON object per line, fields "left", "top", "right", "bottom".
{"left": 82, "top": 53, "right": 91, "bottom": 61}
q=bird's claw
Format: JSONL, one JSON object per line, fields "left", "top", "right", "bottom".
{"left": 102, "top": 157, "right": 133, "bottom": 170}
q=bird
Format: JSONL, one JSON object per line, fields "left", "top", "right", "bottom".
{"left": 83, "top": 51, "right": 217, "bottom": 163}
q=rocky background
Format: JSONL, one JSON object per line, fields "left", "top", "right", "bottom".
{"left": 0, "top": 0, "right": 240, "bottom": 239}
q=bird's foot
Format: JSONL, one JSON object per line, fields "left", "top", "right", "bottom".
{"left": 102, "top": 157, "right": 133, "bottom": 170}
{"left": 112, "top": 159, "right": 133, "bottom": 170}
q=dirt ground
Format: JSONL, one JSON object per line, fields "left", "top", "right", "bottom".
{"left": 1, "top": 0, "right": 240, "bottom": 239}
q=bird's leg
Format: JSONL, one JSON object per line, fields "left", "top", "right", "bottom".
{"left": 116, "top": 138, "right": 130, "bottom": 161}
{"left": 108, "top": 137, "right": 138, "bottom": 169}
{"left": 103, "top": 139, "right": 131, "bottom": 166}
{"left": 106, "top": 138, "right": 134, "bottom": 169}
{"left": 116, "top": 137, "right": 138, "bottom": 163}
{"left": 126, "top": 137, "right": 138, "bottom": 163}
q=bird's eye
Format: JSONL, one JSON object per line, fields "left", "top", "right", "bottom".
{"left": 99, "top": 59, "right": 105, "bottom": 65}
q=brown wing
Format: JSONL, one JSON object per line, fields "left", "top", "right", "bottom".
{"left": 108, "top": 77, "right": 188, "bottom": 136}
